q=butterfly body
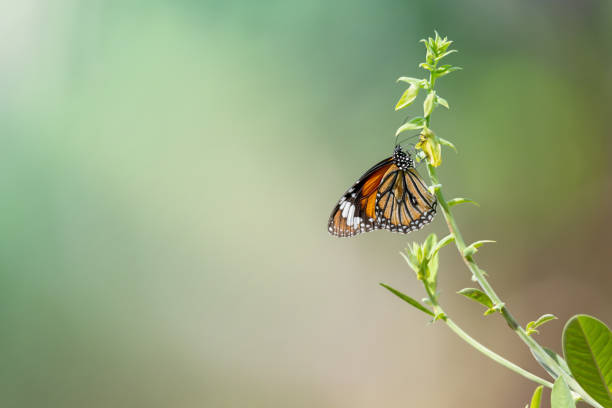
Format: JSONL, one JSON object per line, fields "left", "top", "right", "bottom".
{"left": 328, "top": 146, "right": 437, "bottom": 237}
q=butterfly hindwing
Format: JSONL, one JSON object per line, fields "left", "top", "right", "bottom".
{"left": 375, "top": 167, "right": 436, "bottom": 233}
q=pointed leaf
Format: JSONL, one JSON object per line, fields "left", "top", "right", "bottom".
{"left": 411, "top": 242, "right": 420, "bottom": 257}
{"left": 419, "top": 62, "right": 434, "bottom": 72}
{"left": 430, "top": 234, "right": 455, "bottom": 257}
{"left": 399, "top": 251, "right": 419, "bottom": 275}
{"left": 526, "top": 314, "right": 558, "bottom": 336}
{"left": 432, "top": 312, "right": 446, "bottom": 322}
{"left": 530, "top": 385, "right": 544, "bottom": 408}
{"left": 463, "top": 240, "right": 496, "bottom": 258}
{"left": 436, "top": 66, "right": 462, "bottom": 78}
{"left": 447, "top": 198, "right": 480, "bottom": 207}
{"left": 563, "top": 315, "right": 612, "bottom": 408}
{"left": 437, "top": 38, "right": 452, "bottom": 53}
{"left": 422, "top": 234, "right": 437, "bottom": 258}
{"left": 551, "top": 377, "right": 575, "bottom": 408}
{"left": 395, "top": 117, "right": 425, "bottom": 135}
{"left": 395, "top": 84, "right": 420, "bottom": 111}
{"left": 397, "top": 77, "right": 425, "bottom": 86}
{"left": 438, "top": 137, "right": 457, "bottom": 152}
{"left": 483, "top": 307, "right": 497, "bottom": 316}
{"left": 436, "top": 96, "right": 450, "bottom": 109}
{"left": 380, "top": 283, "right": 435, "bottom": 316}
{"left": 426, "top": 253, "right": 439, "bottom": 291}
{"left": 457, "top": 288, "right": 494, "bottom": 310}
{"left": 423, "top": 91, "right": 435, "bottom": 117}
{"left": 435, "top": 64, "right": 453, "bottom": 72}
{"left": 435, "top": 49, "right": 458, "bottom": 62}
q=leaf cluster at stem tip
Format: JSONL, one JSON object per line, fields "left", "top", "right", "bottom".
{"left": 395, "top": 31, "right": 461, "bottom": 167}
{"left": 401, "top": 233, "right": 454, "bottom": 294}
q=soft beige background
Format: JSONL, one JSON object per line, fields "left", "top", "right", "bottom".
{"left": 1, "top": 1, "right": 611, "bottom": 407}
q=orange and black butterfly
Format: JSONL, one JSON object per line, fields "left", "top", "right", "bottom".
{"left": 328, "top": 146, "right": 436, "bottom": 237}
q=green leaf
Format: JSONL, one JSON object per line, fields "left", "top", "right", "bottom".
{"left": 426, "top": 253, "right": 439, "bottom": 291}
{"left": 397, "top": 77, "right": 425, "bottom": 86}
{"left": 422, "top": 233, "right": 437, "bottom": 258}
{"left": 563, "top": 315, "right": 612, "bottom": 408}
{"left": 399, "top": 251, "right": 419, "bottom": 275}
{"left": 430, "top": 234, "right": 455, "bottom": 257}
{"left": 447, "top": 198, "right": 480, "bottom": 207}
{"left": 432, "top": 312, "right": 446, "bottom": 322}
{"left": 551, "top": 377, "right": 575, "bottom": 408}
{"left": 526, "top": 314, "right": 558, "bottom": 336}
{"left": 463, "top": 240, "right": 496, "bottom": 257}
{"left": 395, "top": 84, "right": 420, "bottom": 111}
{"left": 426, "top": 234, "right": 450, "bottom": 291}
{"left": 435, "top": 64, "right": 453, "bottom": 72}
{"left": 436, "top": 95, "right": 449, "bottom": 109}
{"left": 437, "top": 40, "right": 452, "bottom": 54}
{"left": 457, "top": 288, "right": 494, "bottom": 310}
{"left": 438, "top": 137, "right": 457, "bottom": 152}
{"left": 423, "top": 91, "right": 435, "bottom": 117}
{"left": 395, "top": 117, "right": 425, "bottom": 135}
{"left": 380, "top": 283, "right": 435, "bottom": 317}
{"left": 530, "top": 385, "right": 544, "bottom": 408}
{"left": 435, "top": 49, "right": 457, "bottom": 62}
{"left": 436, "top": 66, "right": 462, "bottom": 77}
{"left": 419, "top": 62, "right": 434, "bottom": 72}
{"left": 483, "top": 308, "right": 496, "bottom": 316}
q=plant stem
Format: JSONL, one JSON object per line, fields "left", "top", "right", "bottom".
{"left": 425, "top": 72, "right": 437, "bottom": 128}
{"left": 421, "top": 282, "right": 554, "bottom": 389}
{"left": 426, "top": 164, "right": 603, "bottom": 408}
{"left": 444, "top": 315, "right": 554, "bottom": 389}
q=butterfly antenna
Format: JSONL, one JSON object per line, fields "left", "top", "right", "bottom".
{"left": 393, "top": 113, "right": 414, "bottom": 147}
{"left": 397, "top": 133, "right": 421, "bottom": 149}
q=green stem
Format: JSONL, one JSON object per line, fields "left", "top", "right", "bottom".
{"left": 444, "top": 315, "right": 554, "bottom": 389}
{"left": 426, "top": 164, "right": 603, "bottom": 408}
{"left": 421, "top": 284, "right": 553, "bottom": 389}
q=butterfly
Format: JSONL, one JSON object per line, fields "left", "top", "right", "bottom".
{"left": 328, "top": 145, "right": 437, "bottom": 237}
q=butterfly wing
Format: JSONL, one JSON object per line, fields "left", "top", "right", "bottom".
{"left": 328, "top": 157, "right": 394, "bottom": 237}
{"left": 375, "top": 166, "right": 437, "bottom": 233}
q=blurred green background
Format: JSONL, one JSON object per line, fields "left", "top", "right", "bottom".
{"left": 1, "top": 1, "right": 611, "bottom": 407}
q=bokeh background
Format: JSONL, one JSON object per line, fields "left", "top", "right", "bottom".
{"left": 1, "top": 1, "right": 611, "bottom": 407}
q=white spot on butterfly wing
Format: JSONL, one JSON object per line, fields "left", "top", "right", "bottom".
{"left": 346, "top": 204, "right": 355, "bottom": 225}
{"left": 342, "top": 202, "right": 352, "bottom": 218}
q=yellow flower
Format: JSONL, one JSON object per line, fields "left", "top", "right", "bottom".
{"left": 415, "top": 128, "right": 442, "bottom": 167}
